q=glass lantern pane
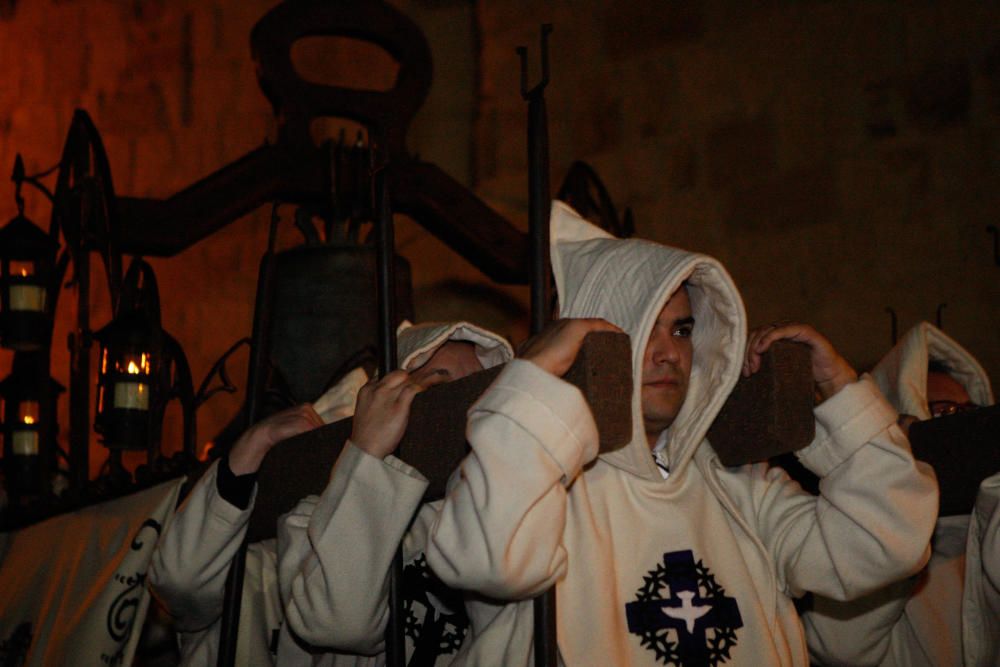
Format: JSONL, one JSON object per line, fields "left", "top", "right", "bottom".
{"left": 9, "top": 285, "right": 46, "bottom": 312}
{"left": 12, "top": 430, "right": 39, "bottom": 456}
{"left": 114, "top": 382, "right": 150, "bottom": 410}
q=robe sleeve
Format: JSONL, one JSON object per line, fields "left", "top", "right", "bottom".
{"left": 277, "top": 441, "right": 428, "bottom": 654}
{"left": 425, "top": 359, "right": 599, "bottom": 599}
{"left": 744, "top": 376, "right": 938, "bottom": 601}
{"left": 798, "top": 580, "right": 915, "bottom": 666}
{"left": 963, "top": 472, "right": 1000, "bottom": 666}
{"left": 149, "top": 460, "right": 255, "bottom": 632}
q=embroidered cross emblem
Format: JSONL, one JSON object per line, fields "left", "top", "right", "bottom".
{"left": 626, "top": 550, "right": 743, "bottom": 666}
{"left": 662, "top": 590, "right": 711, "bottom": 634}
{"left": 402, "top": 554, "right": 469, "bottom": 665}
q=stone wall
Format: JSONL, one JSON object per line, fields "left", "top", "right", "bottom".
{"left": 1, "top": 0, "right": 997, "bottom": 476}
{"left": 475, "top": 0, "right": 1000, "bottom": 376}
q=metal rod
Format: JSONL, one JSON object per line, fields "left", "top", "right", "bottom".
{"left": 68, "top": 248, "right": 90, "bottom": 497}
{"left": 375, "top": 165, "right": 405, "bottom": 666}
{"left": 217, "top": 206, "right": 281, "bottom": 667}
{"left": 885, "top": 306, "right": 898, "bottom": 346}
{"left": 375, "top": 169, "right": 399, "bottom": 376}
{"left": 520, "top": 23, "right": 558, "bottom": 667}
{"left": 527, "top": 93, "right": 552, "bottom": 334}
{"left": 217, "top": 539, "right": 248, "bottom": 667}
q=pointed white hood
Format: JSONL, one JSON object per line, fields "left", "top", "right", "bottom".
{"left": 394, "top": 320, "right": 514, "bottom": 372}
{"left": 871, "top": 321, "right": 994, "bottom": 420}
{"left": 550, "top": 200, "right": 747, "bottom": 480}
{"left": 313, "top": 320, "right": 514, "bottom": 424}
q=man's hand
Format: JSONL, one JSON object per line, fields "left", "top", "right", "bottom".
{"left": 230, "top": 404, "right": 324, "bottom": 475}
{"left": 351, "top": 369, "right": 450, "bottom": 459}
{"left": 896, "top": 414, "right": 918, "bottom": 436}
{"left": 519, "top": 318, "right": 624, "bottom": 377}
{"left": 743, "top": 323, "right": 858, "bottom": 402}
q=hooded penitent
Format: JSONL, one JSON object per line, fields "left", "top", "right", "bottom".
{"left": 153, "top": 322, "right": 512, "bottom": 667}
{"left": 428, "top": 201, "right": 937, "bottom": 666}
{"left": 870, "top": 321, "right": 994, "bottom": 420}
{"left": 277, "top": 321, "right": 513, "bottom": 667}
{"left": 803, "top": 322, "right": 999, "bottom": 667}
{"left": 313, "top": 320, "right": 515, "bottom": 423}
{"left": 549, "top": 200, "right": 747, "bottom": 481}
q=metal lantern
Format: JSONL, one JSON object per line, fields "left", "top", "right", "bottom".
{"left": 0, "top": 353, "right": 62, "bottom": 499}
{"left": 94, "top": 259, "right": 165, "bottom": 453}
{"left": 0, "top": 212, "right": 59, "bottom": 351}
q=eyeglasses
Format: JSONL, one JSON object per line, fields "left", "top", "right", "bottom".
{"left": 928, "top": 401, "right": 979, "bottom": 419}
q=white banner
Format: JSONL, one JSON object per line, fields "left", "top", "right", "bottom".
{"left": 0, "top": 478, "right": 185, "bottom": 666}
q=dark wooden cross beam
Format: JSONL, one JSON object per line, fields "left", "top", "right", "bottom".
{"left": 247, "top": 336, "right": 816, "bottom": 543}
{"left": 909, "top": 404, "right": 1000, "bottom": 516}
{"left": 247, "top": 331, "right": 633, "bottom": 543}
{"left": 707, "top": 341, "right": 816, "bottom": 466}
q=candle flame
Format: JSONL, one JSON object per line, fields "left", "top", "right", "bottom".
{"left": 23, "top": 416, "right": 35, "bottom": 424}
{"left": 127, "top": 360, "right": 140, "bottom": 374}
{"left": 19, "top": 267, "right": 29, "bottom": 277}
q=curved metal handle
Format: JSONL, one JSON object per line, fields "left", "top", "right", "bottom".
{"left": 250, "top": 0, "right": 432, "bottom": 157}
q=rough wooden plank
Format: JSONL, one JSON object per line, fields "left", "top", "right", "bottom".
{"left": 248, "top": 331, "right": 632, "bottom": 543}
{"left": 707, "top": 341, "right": 815, "bottom": 466}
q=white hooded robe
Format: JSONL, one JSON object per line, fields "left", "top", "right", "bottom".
{"left": 149, "top": 321, "right": 513, "bottom": 666}
{"left": 802, "top": 322, "right": 1000, "bottom": 667}
{"left": 276, "top": 320, "right": 514, "bottom": 666}
{"left": 425, "top": 201, "right": 939, "bottom": 666}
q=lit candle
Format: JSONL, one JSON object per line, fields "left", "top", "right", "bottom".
{"left": 18, "top": 400, "right": 39, "bottom": 423}
{"left": 12, "top": 430, "right": 39, "bottom": 455}
{"left": 114, "top": 381, "right": 149, "bottom": 410}
{"left": 10, "top": 261, "right": 35, "bottom": 277}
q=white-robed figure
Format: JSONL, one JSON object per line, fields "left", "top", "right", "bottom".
{"left": 802, "top": 321, "right": 999, "bottom": 667}
{"left": 424, "top": 201, "right": 939, "bottom": 666}
{"left": 148, "top": 320, "right": 512, "bottom": 666}
{"left": 277, "top": 320, "right": 513, "bottom": 666}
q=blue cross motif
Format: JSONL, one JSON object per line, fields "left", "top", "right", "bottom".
{"left": 626, "top": 550, "right": 743, "bottom": 666}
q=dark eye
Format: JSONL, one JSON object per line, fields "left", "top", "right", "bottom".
{"left": 673, "top": 324, "right": 693, "bottom": 339}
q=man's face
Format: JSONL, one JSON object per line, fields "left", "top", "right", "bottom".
{"left": 408, "top": 341, "right": 483, "bottom": 388}
{"left": 926, "top": 371, "right": 975, "bottom": 418}
{"left": 641, "top": 287, "right": 694, "bottom": 445}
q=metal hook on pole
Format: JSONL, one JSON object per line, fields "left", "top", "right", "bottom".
{"left": 518, "top": 23, "right": 555, "bottom": 336}
{"left": 885, "top": 306, "right": 898, "bottom": 346}
{"left": 518, "top": 24, "right": 552, "bottom": 100}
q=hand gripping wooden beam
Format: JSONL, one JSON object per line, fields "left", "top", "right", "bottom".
{"left": 248, "top": 336, "right": 818, "bottom": 541}
{"left": 247, "top": 331, "right": 633, "bottom": 542}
